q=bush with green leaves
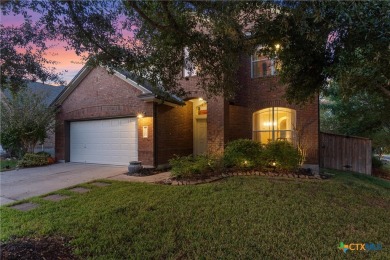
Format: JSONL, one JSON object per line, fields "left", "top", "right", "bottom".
{"left": 169, "top": 155, "right": 218, "bottom": 179}
{"left": 18, "top": 153, "right": 49, "bottom": 168}
{"left": 35, "top": 151, "right": 51, "bottom": 158}
{"left": 372, "top": 156, "right": 383, "bottom": 169}
{"left": 261, "top": 141, "right": 300, "bottom": 171}
{"left": 223, "top": 139, "right": 263, "bottom": 169}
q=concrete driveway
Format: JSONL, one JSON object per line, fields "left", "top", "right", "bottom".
{"left": 0, "top": 163, "right": 127, "bottom": 206}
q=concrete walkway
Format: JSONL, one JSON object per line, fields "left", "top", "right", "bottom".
{"left": 0, "top": 163, "right": 127, "bottom": 206}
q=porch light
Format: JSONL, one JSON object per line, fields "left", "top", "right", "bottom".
{"left": 272, "top": 162, "right": 276, "bottom": 166}
{"left": 137, "top": 112, "right": 145, "bottom": 119}
{"left": 275, "top": 44, "right": 281, "bottom": 50}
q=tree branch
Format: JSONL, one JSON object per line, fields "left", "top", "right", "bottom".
{"left": 379, "top": 85, "right": 390, "bottom": 98}
{"left": 161, "top": 1, "right": 185, "bottom": 36}
{"left": 66, "top": 1, "right": 117, "bottom": 60}
{"left": 126, "top": 1, "right": 170, "bottom": 31}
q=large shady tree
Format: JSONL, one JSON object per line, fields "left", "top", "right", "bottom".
{"left": 1, "top": 0, "right": 389, "bottom": 103}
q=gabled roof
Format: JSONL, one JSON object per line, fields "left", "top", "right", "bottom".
{"left": 53, "top": 65, "right": 184, "bottom": 106}
{"left": 2, "top": 81, "right": 65, "bottom": 106}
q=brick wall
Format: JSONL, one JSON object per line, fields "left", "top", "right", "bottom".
{"left": 228, "top": 105, "right": 252, "bottom": 142}
{"left": 155, "top": 101, "right": 193, "bottom": 165}
{"left": 137, "top": 117, "right": 154, "bottom": 166}
{"left": 235, "top": 55, "right": 319, "bottom": 164}
{"left": 206, "top": 96, "right": 229, "bottom": 154}
{"left": 55, "top": 67, "right": 154, "bottom": 164}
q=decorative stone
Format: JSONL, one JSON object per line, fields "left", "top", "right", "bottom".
{"left": 42, "top": 194, "right": 70, "bottom": 202}
{"left": 10, "top": 202, "right": 39, "bottom": 212}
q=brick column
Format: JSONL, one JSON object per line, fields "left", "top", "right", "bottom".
{"left": 207, "top": 96, "right": 229, "bottom": 154}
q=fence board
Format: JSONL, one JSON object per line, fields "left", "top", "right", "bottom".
{"left": 320, "top": 132, "right": 372, "bottom": 175}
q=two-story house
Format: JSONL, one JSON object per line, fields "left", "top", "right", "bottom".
{"left": 54, "top": 52, "right": 319, "bottom": 171}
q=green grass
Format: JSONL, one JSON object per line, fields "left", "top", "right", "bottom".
{"left": 0, "top": 159, "right": 18, "bottom": 171}
{"left": 1, "top": 172, "right": 389, "bottom": 259}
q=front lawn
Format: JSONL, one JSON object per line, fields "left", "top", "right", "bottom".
{"left": 0, "top": 159, "right": 18, "bottom": 171}
{"left": 1, "top": 171, "right": 389, "bottom": 259}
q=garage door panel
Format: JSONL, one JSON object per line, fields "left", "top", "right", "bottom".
{"left": 70, "top": 118, "right": 138, "bottom": 165}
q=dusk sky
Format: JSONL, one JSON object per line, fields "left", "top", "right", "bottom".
{"left": 2, "top": 12, "right": 85, "bottom": 85}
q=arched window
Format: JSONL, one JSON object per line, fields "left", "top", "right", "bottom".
{"left": 251, "top": 46, "right": 278, "bottom": 78}
{"left": 253, "top": 107, "right": 296, "bottom": 143}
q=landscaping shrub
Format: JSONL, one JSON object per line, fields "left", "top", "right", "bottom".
{"left": 262, "top": 141, "right": 300, "bottom": 171}
{"left": 372, "top": 156, "right": 383, "bottom": 169}
{"left": 18, "top": 153, "right": 49, "bottom": 167}
{"left": 223, "top": 139, "right": 263, "bottom": 169}
{"left": 169, "top": 155, "right": 217, "bottom": 179}
{"left": 35, "top": 151, "right": 51, "bottom": 158}
{"left": 35, "top": 151, "right": 55, "bottom": 164}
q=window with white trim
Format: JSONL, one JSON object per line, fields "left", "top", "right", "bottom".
{"left": 251, "top": 54, "right": 277, "bottom": 78}
{"left": 253, "top": 107, "right": 296, "bottom": 144}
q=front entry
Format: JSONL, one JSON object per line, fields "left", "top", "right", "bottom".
{"left": 189, "top": 98, "right": 208, "bottom": 155}
{"left": 194, "top": 118, "right": 207, "bottom": 155}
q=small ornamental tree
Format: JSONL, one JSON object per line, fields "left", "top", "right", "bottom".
{"left": 0, "top": 89, "right": 57, "bottom": 158}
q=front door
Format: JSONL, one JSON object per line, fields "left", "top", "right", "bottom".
{"left": 194, "top": 118, "right": 207, "bottom": 155}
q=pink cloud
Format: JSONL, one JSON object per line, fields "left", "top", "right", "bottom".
{"left": 2, "top": 13, "right": 85, "bottom": 85}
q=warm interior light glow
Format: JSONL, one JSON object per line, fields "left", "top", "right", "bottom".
{"left": 263, "top": 121, "right": 277, "bottom": 126}
{"left": 272, "top": 162, "right": 276, "bottom": 166}
{"left": 275, "top": 44, "right": 281, "bottom": 50}
{"left": 199, "top": 97, "right": 203, "bottom": 101}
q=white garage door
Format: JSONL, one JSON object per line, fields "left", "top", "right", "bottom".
{"left": 70, "top": 118, "right": 138, "bottom": 165}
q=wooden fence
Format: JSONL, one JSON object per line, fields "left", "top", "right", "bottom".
{"left": 320, "top": 132, "right": 372, "bottom": 175}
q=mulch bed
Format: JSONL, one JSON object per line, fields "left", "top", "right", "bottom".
{"left": 127, "top": 167, "right": 167, "bottom": 177}
{"left": 159, "top": 168, "right": 329, "bottom": 186}
{"left": 1, "top": 236, "right": 78, "bottom": 260}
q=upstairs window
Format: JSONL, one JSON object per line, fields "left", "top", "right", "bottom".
{"left": 183, "top": 47, "right": 197, "bottom": 77}
{"left": 251, "top": 54, "right": 277, "bottom": 78}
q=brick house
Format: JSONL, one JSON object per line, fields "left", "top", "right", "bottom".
{"left": 54, "top": 54, "right": 319, "bottom": 170}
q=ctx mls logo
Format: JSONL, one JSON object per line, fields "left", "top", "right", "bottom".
{"left": 338, "top": 242, "right": 382, "bottom": 253}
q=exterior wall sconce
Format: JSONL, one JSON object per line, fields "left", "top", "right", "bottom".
{"left": 137, "top": 112, "right": 145, "bottom": 119}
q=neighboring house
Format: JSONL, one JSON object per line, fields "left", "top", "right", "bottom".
{"left": 53, "top": 53, "right": 319, "bottom": 170}
{"left": 1, "top": 82, "right": 65, "bottom": 156}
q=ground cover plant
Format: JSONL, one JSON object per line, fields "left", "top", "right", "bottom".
{"left": 169, "top": 154, "right": 222, "bottom": 180}
{"left": 0, "top": 159, "right": 18, "bottom": 171}
{"left": 1, "top": 171, "right": 389, "bottom": 259}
